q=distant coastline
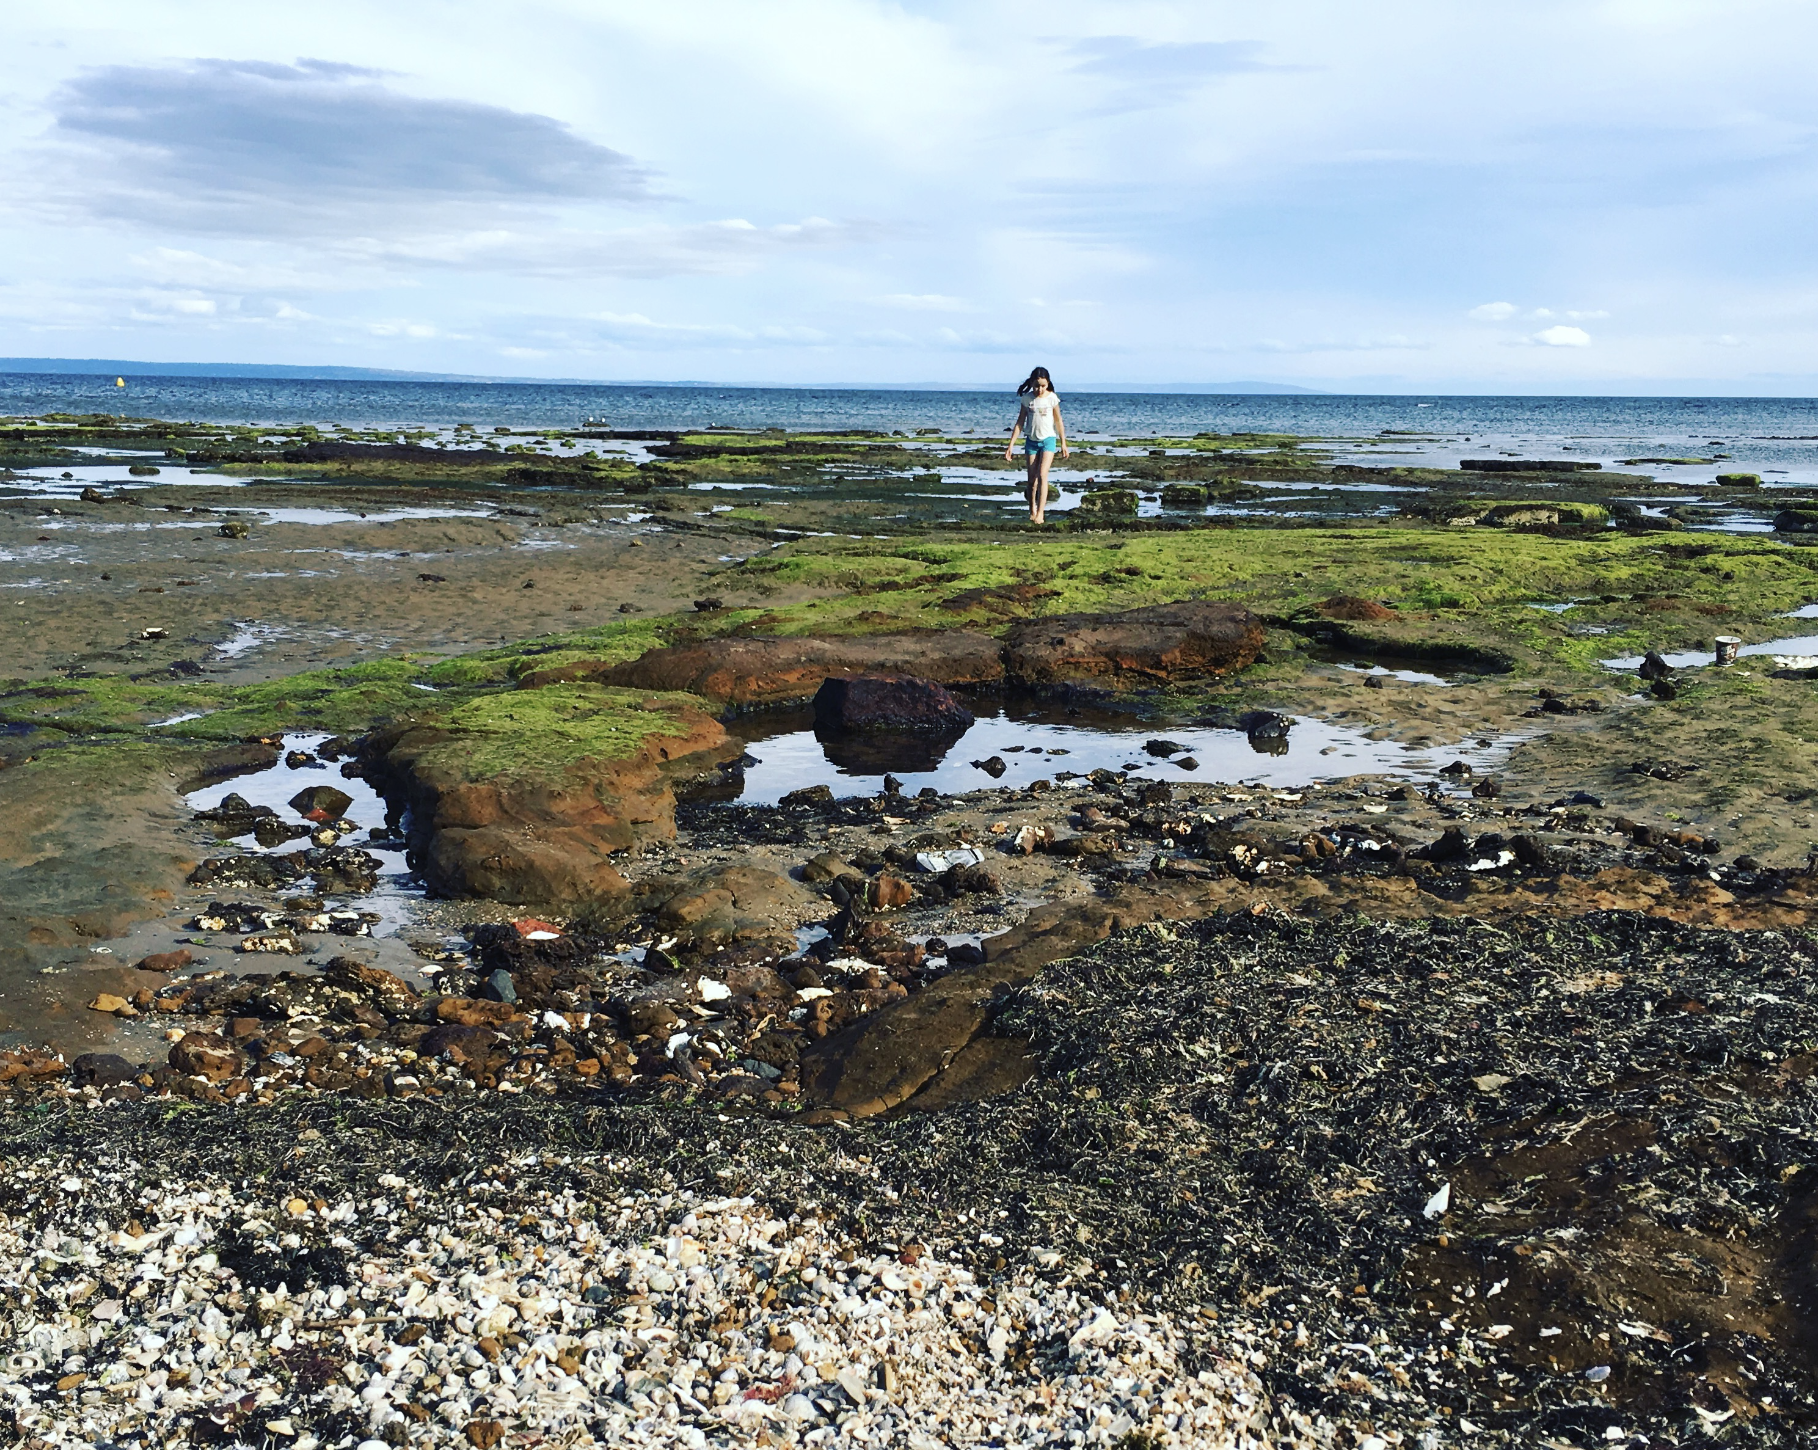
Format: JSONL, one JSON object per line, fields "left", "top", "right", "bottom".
{"left": 0, "top": 357, "right": 1326, "bottom": 394}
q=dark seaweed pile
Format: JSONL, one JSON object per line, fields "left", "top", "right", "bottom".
{"left": 3, "top": 911, "right": 1815, "bottom": 1446}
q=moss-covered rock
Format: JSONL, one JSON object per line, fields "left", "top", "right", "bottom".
{"left": 1073, "top": 489, "right": 1139, "bottom": 518}
{"left": 365, "top": 686, "right": 739, "bottom": 906}
{"left": 1159, "top": 484, "right": 1210, "bottom": 508}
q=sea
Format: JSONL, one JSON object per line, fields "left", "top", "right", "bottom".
{"left": 7, "top": 372, "right": 1818, "bottom": 480}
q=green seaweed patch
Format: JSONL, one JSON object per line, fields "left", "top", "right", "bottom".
{"left": 0, "top": 660, "right": 485, "bottom": 741}
{"left": 410, "top": 685, "right": 714, "bottom": 783}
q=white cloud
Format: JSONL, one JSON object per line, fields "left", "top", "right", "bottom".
{"left": 1468, "top": 302, "right": 1520, "bottom": 321}
{"left": 1532, "top": 325, "right": 1592, "bottom": 347}
{"left": 1256, "top": 335, "right": 1429, "bottom": 353}
{"left": 352, "top": 218, "right": 870, "bottom": 280}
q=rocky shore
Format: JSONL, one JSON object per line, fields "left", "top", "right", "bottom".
{"left": 6, "top": 412, "right": 1818, "bottom": 1446}
{"left": 3, "top": 911, "right": 1814, "bottom": 1448}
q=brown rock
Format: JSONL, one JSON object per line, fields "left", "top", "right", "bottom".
{"left": 868, "top": 872, "right": 914, "bottom": 910}
{"left": 902, "top": 1037, "right": 1037, "bottom": 1114}
{"left": 88, "top": 993, "right": 133, "bottom": 1016}
{"left": 133, "top": 949, "right": 194, "bottom": 972}
{"left": 570, "top": 631, "right": 1004, "bottom": 706}
{"left": 366, "top": 689, "right": 737, "bottom": 906}
{"left": 168, "top": 1031, "right": 244, "bottom": 1082}
{"left": 435, "top": 998, "right": 524, "bottom": 1028}
{"left": 801, "top": 852, "right": 862, "bottom": 885}
{"left": 811, "top": 675, "right": 974, "bottom": 734}
{"left": 323, "top": 955, "right": 419, "bottom": 1009}
{"left": 288, "top": 784, "right": 354, "bottom": 818}
{"left": 1318, "top": 596, "right": 1398, "bottom": 622}
{"left": 646, "top": 864, "right": 821, "bottom": 950}
{"left": 1001, "top": 599, "right": 1263, "bottom": 686}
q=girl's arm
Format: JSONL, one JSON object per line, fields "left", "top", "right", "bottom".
{"left": 1054, "top": 403, "right": 1069, "bottom": 458}
{"left": 1004, "top": 404, "right": 1030, "bottom": 459}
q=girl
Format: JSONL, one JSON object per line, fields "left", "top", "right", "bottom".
{"left": 1004, "top": 366, "right": 1068, "bottom": 523}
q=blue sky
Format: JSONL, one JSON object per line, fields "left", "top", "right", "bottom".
{"left": 3, "top": 0, "right": 1816, "bottom": 393}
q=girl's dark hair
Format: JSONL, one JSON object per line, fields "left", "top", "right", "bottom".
{"left": 1016, "top": 366, "right": 1054, "bottom": 397}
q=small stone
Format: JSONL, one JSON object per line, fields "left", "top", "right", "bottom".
{"left": 88, "top": 994, "right": 133, "bottom": 1016}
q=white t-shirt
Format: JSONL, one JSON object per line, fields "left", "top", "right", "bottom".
{"left": 1025, "top": 392, "right": 1061, "bottom": 441}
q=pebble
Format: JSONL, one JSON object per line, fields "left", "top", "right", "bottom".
{"left": 0, "top": 1155, "right": 1290, "bottom": 1448}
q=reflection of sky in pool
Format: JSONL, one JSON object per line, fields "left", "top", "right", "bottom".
{"left": 1603, "top": 632, "right": 1818, "bottom": 671}
{"left": 715, "top": 706, "right": 1521, "bottom": 804}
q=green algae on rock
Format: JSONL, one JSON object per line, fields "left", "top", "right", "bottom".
{"left": 364, "top": 685, "right": 739, "bottom": 905}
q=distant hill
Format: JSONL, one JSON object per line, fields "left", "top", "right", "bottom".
{"left": 0, "top": 358, "right": 476, "bottom": 382}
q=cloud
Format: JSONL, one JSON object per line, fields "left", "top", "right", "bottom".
{"left": 1067, "top": 37, "right": 1280, "bottom": 105}
{"left": 358, "top": 217, "right": 868, "bottom": 279}
{"left": 1472, "top": 302, "right": 1610, "bottom": 324}
{"left": 579, "top": 311, "right": 830, "bottom": 349}
{"left": 1532, "top": 325, "right": 1592, "bottom": 346}
{"left": 38, "top": 58, "right": 648, "bottom": 235}
{"left": 1255, "top": 335, "right": 1430, "bottom": 353}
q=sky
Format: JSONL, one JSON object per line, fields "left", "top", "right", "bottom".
{"left": 3, "top": 0, "right": 1816, "bottom": 394}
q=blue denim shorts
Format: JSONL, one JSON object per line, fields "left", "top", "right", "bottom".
{"left": 1025, "top": 436, "right": 1059, "bottom": 455}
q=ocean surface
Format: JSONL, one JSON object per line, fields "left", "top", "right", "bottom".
{"left": 8, "top": 372, "right": 1818, "bottom": 479}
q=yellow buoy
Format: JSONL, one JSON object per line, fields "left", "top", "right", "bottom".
{"left": 115, "top": 377, "right": 125, "bottom": 387}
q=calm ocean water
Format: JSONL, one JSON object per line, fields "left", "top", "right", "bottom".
{"left": 7, "top": 372, "right": 1818, "bottom": 477}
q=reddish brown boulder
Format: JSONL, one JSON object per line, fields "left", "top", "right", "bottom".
{"left": 533, "top": 631, "right": 1003, "bottom": 706}
{"left": 365, "top": 689, "right": 739, "bottom": 906}
{"left": 1318, "top": 596, "right": 1398, "bottom": 622}
{"left": 1001, "top": 600, "right": 1263, "bottom": 686}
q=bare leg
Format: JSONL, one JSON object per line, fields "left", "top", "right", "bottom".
{"left": 1032, "top": 448, "right": 1054, "bottom": 523}
{"left": 1024, "top": 451, "right": 1041, "bottom": 521}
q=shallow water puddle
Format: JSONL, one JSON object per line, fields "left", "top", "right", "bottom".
{"left": 1602, "top": 631, "right": 1818, "bottom": 671}
{"left": 7, "top": 462, "right": 254, "bottom": 497}
{"left": 1332, "top": 661, "right": 1452, "bottom": 686}
{"left": 185, "top": 732, "right": 421, "bottom": 937}
{"left": 235, "top": 505, "right": 496, "bottom": 526}
{"left": 215, "top": 622, "right": 290, "bottom": 659}
{"left": 714, "top": 704, "right": 1521, "bottom": 805}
